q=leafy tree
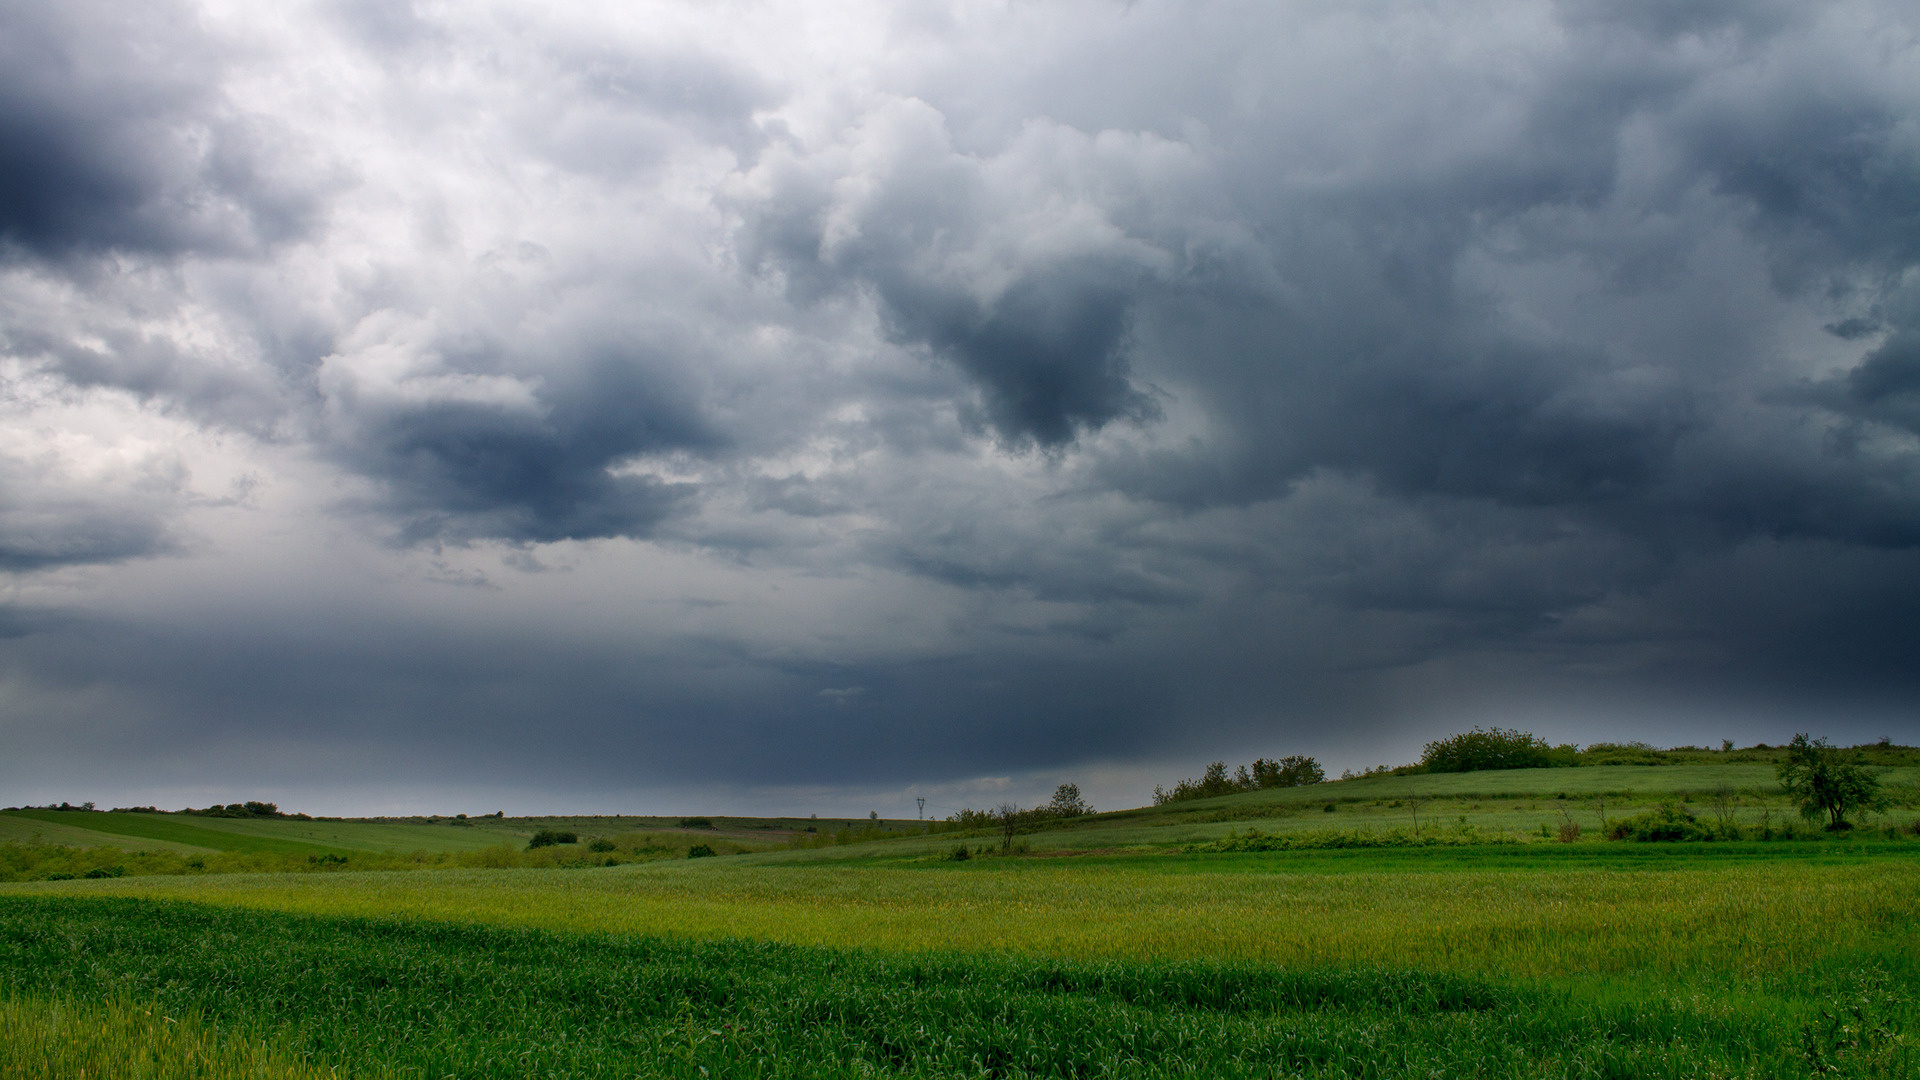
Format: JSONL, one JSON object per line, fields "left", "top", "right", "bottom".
{"left": 995, "top": 802, "right": 1029, "bottom": 852}
{"left": 1250, "top": 755, "right": 1325, "bottom": 788}
{"left": 1047, "top": 783, "right": 1091, "bottom": 817}
{"left": 1777, "top": 734, "right": 1885, "bottom": 830}
{"left": 1200, "top": 761, "right": 1234, "bottom": 797}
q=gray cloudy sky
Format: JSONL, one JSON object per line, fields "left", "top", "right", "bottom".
{"left": 3, "top": 0, "right": 1918, "bottom": 817}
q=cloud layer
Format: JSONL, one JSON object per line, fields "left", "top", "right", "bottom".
{"left": 2, "top": 0, "right": 1917, "bottom": 813}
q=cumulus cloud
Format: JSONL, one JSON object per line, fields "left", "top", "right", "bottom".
{"left": 1, "top": 0, "right": 1918, "bottom": 811}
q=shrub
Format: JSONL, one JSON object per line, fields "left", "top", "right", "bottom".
{"left": 1608, "top": 805, "right": 1712, "bottom": 842}
{"left": 945, "top": 808, "right": 997, "bottom": 831}
{"left": 526, "top": 829, "right": 578, "bottom": 850}
{"left": 587, "top": 838, "right": 617, "bottom": 853}
{"left": 82, "top": 866, "right": 125, "bottom": 879}
{"left": 686, "top": 844, "right": 716, "bottom": 859}
{"left": 1556, "top": 816, "right": 1580, "bottom": 843}
{"left": 678, "top": 818, "right": 715, "bottom": 829}
{"left": 947, "top": 844, "right": 970, "bottom": 861}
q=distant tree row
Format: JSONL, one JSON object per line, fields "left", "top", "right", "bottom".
{"left": 941, "top": 784, "right": 1095, "bottom": 849}
{"left": 2, "top": 800, "right": 314, "bottom": 820}
{"left": 1398, "top": 728, "right": 1917, "bottom": 777}
{"left": 181, "top": 801, "right": 308, "bottom": 820}
{"left": 1152, "top": 756, "right": 1325, "bottom": 805}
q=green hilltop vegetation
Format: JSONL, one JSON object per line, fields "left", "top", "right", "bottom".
{"left": 2, "top": 731, "right": 1917, "bottom": 1077}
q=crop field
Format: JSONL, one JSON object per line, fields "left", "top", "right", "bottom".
{"left": 1, "top": 759, "right": 1916, "bottom": 1077}
{"left": 0, "top": 809, "right": 834, "bottom": 858}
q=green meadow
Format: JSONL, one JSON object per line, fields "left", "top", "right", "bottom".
{"left": 2, "top": 754, "right": 1917, "bottom": 1077}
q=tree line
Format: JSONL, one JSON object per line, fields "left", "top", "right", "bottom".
{"left": 1151, "top": 756, "right": 1325, "bottom": 805}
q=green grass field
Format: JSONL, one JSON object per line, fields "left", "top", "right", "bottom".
{"left": 2, "top": 759, "right": 1916, "bottom": 1077}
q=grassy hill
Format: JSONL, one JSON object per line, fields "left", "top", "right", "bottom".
{"left": 758, "top": 757, "right": 1920, "bottom": 862}
{"left": 7, "top": 748, "right": 1916, "bottom": 869}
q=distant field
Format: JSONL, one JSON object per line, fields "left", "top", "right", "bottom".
{"left": 0, "top": 814, "right": 214, "bottom": 854}
{"left": 9, "top": 760, "right": 1918, "bottom": 867}
{"left": 0, "top": 810, "right": 831, "bottom": 857}
{"left": 1, "top": 810, "right": 349, "bottom": 856}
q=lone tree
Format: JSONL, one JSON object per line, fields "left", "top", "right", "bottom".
{"left": 1777, "top": 734, "right": 1885, "bottom": 831}
{"left": 1047, "top": 783, "right": 1091, "bottom": 818}
{"left": 995, "top": 802, "right": 1028, "bottom": 852}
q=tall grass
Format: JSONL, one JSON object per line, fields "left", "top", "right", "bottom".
{"left": 4, "top": 897, "right": 1907, "bottom": 1079}
{"left": 0, "top": 995, "right": 341, "bottom": 1080}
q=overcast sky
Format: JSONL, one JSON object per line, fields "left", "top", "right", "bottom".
{"left": 2, "top": 0, "right": 1918, "bottom": 817}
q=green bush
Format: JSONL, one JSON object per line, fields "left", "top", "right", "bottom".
{"left": 526, "top": 829, "right": 577, "bottom": 850}
{"left": 678, "top": 817, "right": 714, "bottom": 829}
{"left": 686, "top": 844, "right": 716, "bottom": 859}
{"left": 587, "top": 838, "right": 616, "bottom": 853}
{"left": 1421, "top": 727, "right": 1574, "bottom": 772}
{"left": 1608, "top": 805, "right": 1712, "bottom": 842}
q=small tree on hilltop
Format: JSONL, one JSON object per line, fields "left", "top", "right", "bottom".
{"left": 995, "top": 802, "right": 1027, "bottom": 853}
{"left": 1778, "top": 734, "right": 1885, "bottom": 831}
{"left": 1198, "top": 762, "right": 1235, "bottom": 798}
{"left": 1276, "top": 755, "right": 1325, "bottom": 787}
{"left": 1047, "top": 783, "right": 1091, "bottom": 818}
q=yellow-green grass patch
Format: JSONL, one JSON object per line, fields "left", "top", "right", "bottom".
{"left": 0, "top": 995, "right": 344, "bottom": 1080}
{"left": 10, "top": 849, "right": 1916, "bottom": 981}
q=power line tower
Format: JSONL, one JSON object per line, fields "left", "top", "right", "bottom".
{"left": 916, "top": 797, "right": 926, "bottom": 820}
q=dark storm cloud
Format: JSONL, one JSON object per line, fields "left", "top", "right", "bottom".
{"left": 735, "top": 108, "right": 1166, "bottom": 446}
{"left": 327, "top": 345, "right": 721, "bottom": 544}
{"left": 0, "top": 0, "right": 320, "bottom": 259}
